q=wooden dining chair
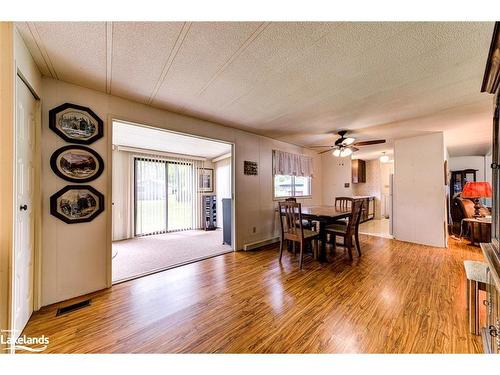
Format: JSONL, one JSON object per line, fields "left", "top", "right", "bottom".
{"left": 285, "top": 197, "right": 315, "bottom": 230}
{"left": 335, "top": 197, "right": 353, "bottom": 210}
{"left": 325, "top": 199, "right": 364, "bottom": 260}
{"left": 278, "top": 201, "right": 319, "bottom": 269}
{"left": 333, "top": 196, "right": 353, "bottom": 225}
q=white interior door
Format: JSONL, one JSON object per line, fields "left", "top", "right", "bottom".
{"left": 12, "top": 76, "right": 36, "bottom": 339}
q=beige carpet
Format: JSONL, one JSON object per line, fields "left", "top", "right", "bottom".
{"left": 112, "top": 229, "right": 232, "bottom": 282}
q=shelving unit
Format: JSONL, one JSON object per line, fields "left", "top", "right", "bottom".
{"left": 202, "top": 195, "right": 217, "bottom": 230}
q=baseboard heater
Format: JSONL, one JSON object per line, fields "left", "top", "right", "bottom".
{"left": 243, "top": 236, "right": 280, "bottom": 251}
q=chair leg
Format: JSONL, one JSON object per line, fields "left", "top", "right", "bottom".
{"left": 292, "top": 242, "right": 296, "bottom": 255}
{"left": 279, "top": 238, "right": 284, "bottom": 261}
{"left": 468, "top": 279, "right": 480, "bottom": 335}
{"left": 346, "top": 237, "right": 353, "bottom": 260}
{"left": 299, "top": 242, "right": 304, "bottom": 269}
{"left": 355, "top": 231, "right": 361, "bottom": 256}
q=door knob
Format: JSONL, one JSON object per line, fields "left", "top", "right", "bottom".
{"left": 19, "top": 204, "right": 27, "bottom": 211}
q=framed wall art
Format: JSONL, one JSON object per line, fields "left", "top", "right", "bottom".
{"left": 49, "top": 103, "right": 103, "bottom": 144}
{"left": 244, "top": 160, "right": 258, "bottom": 175}
{"left": 198, "top": 168, "right": 214, "bottom": 192}
{"left": 50, "top": 145, "right": 104, "bottom": 183}
{"left": 50, "top": 185, "right": 104, "bottom": 224}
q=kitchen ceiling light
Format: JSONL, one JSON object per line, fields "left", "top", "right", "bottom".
{"left": 380, "top": 153, "right": 390, "bottom": 163}
{"left": 332, "top": 148, "right": 341, "bottom": 157}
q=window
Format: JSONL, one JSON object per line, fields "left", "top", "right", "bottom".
{"left": 273, "top": 174, "right": 312, "bottom": 199}
{"left": 272, "top": 149, "right": 313, "bottom": 199}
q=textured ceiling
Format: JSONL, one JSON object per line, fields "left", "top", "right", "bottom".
{"left": 112, "top": 121, "right": 231, "bottom": 159}
{"left": 16, "top": 22, "right": 495, "bottom": 158}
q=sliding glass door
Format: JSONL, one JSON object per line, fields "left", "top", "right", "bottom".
{"left": 135, "top": 157, "right": 196, "bottom": 236}
{"left": 135, "top": 158, "right": 167, "bottom": 236}
{"left": 167, "top": 162, "right": 194, "bottom": 231}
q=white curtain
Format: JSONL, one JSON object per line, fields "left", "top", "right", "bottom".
{"left": 134, "top": 152, "right": 202, "bottom": 236}
{"left": 272, "top": 150, "right": 314, "bottom": 177}
{"left": 112, "top": 149, "right": 134, "bottom": 241}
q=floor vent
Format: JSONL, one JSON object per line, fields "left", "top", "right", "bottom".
{"left": 56, "top": 299, "right": 91, "bottom": 316}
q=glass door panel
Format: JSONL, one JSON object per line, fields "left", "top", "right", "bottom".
{"left": 167, "top": 162, "right": 193, "bottom": 231}
{"left": 135, "top": 158, "right": 167, "bottom": 235}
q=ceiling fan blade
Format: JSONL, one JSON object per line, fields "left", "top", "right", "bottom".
{"left": 353, "top": 139, "right": 386, "bottom": 146}
{"left": 309, "top": 145, "right": 333, "bottom": 148}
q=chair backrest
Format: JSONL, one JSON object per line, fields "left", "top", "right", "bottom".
{"left": 278, "top": 201, "right": 304, "bottom": 240}
{"left": 346, "top": 199, "right": 364, "bottom": 235}
{"left": 285, "top": 197, "right": 297, "bottom": 202}
{"left": 335, "top": 196, "right": 353, "bottom": 210}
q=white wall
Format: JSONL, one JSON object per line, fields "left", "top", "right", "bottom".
{"left": 215, "top": 157, "right": 232, "bottom": 229}
{"left": 41, "top": 77, "right": 322, "bottom": 306}
{"left": 321, "top": 154, "right": 352, "bottom": 204}
{"left": 448, "top": 156, "right": 486, "bottom": 182}
{"left": 393, "top": 133, "right": 447, "bottom": 248}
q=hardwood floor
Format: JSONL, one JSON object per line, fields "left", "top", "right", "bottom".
{"left": 22, "top": 235, "right": 485, "bottom": 353}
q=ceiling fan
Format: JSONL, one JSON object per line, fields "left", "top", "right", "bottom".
{"left": 310, "top": 130, "right": 386, "bottom": 157}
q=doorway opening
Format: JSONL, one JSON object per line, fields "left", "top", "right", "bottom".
{"left": 354, "top": 152, "right": 394, "bottom": 239}
{"left": 111, "top": 120, "right": 234, "bottom": 283}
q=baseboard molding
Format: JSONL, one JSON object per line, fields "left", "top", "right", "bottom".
{"left": 243, "top": 237, "right": 280, "bottom": 251}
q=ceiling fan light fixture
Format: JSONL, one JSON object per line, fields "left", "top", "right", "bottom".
{"left": 340, "top": 148, "right": 353, "bottom": 157}
{"left": 343, "top": 137, "right": 355, "bottom": 145}
{"left": 332, "top": 148, "right": 341, "bottom": 157}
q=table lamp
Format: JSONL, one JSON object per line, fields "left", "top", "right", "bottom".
{"left": 461, "top": 181, "right": 492, "bottom": 217}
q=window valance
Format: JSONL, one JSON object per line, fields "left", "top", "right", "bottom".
{"left": 272, "top": 150, "right": 314, "bottom": 177}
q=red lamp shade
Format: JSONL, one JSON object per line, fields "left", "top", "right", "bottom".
{"left": 461, "top": 181, "right": 492, "bottom": 198}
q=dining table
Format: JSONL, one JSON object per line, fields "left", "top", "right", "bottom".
{"left": 296, "top": 205, "right": 351, "bottom": 261}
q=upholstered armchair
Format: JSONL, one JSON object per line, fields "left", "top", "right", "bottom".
{"left": 450, "top": 196, "right": 490, "bottom": 236}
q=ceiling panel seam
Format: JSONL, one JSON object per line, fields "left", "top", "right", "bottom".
{"left": 27, "top": 22, "right": 58, "bottom": 79}
{"left": 197, "top": 22, "right": 271, "bottom": 96}
{"left": 106, "top": 22, "right": 113, "bottom": 94}
{"left": 147, "top": 22, "right": 192, "bottom": 105}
